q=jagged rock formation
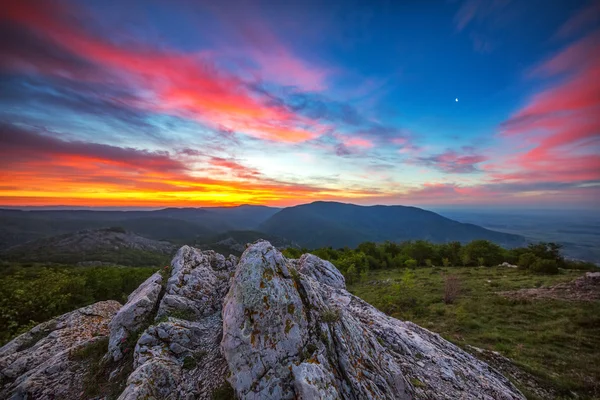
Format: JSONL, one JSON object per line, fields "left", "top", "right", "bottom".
{"left": 0, "top": 241, "right": 525, "bottom": 399}
{"left": 0, "top": 301, "right": 121, "bottom": 399}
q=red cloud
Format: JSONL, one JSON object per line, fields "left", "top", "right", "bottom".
{"left": 1, "top": 1, "right": 321, "bottom": 143}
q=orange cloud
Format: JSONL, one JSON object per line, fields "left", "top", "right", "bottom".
{"left": 0, "top": 124, "right": 382, "bottom": 207}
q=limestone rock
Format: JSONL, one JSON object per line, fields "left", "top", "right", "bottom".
{"left": 0, "top": 300, "right": 120, "bottom": 399}
{"left": 120, "top": 245, "right": 235, "bottom": 400}
{"left": 108, "top": 272, "right": 163, "bottom": 361}
{"left": 296, "top": 253, "right": 346, "bottom": 289}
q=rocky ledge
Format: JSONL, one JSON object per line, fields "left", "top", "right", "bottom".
{"left": 0, "top": 241, "right": 524, "bottom": 399}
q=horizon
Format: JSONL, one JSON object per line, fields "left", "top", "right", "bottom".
{"left": 1, "top": 1, "right": 599, "bottom": 208}
{"left": 2, "top": 200, "right": 599, "bottom": 215}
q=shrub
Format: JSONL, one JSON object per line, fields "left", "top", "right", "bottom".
{"left": 518, "top": 253, "right": 538, "bottom": 270}
{"left": 442, "top": 257, "right": 451, "bottom": 268}
{"left": 404, "top": 259, "right": 417, "bottom": 268}
{"left": 320, "top": 308, "right": 341, "bottom": 323}
{"left": 531, "top": 258, "right": 559, "bottom": 274}
{"left": 443, "top": 275, "right": 461, "bottom": 304}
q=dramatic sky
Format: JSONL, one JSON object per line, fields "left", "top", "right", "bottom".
{"left": 1, "top": 0, "right": 599, "bottom": 208}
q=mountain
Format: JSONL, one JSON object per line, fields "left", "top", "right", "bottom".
{"left": 1, "top": 227, "right": 176, "bottom": 266}
{"left": 260, "top": 201, "right": 526, "bottom": 248}
{"left": 0, "top": 241, "right": 524, "bottom": 399}
{"left": 0, "top": 205, "right": 280, "bottom": 249}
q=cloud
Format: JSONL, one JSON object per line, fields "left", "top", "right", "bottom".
{"left": 0, "top": 123, "right": 388, "bottom": 207}
{"left": 413, "top": 147, "right": 488, "bottom": 174}
{"left": 498, "top": 30, "right": 600, "bottom": 184}
{"left": 0, "top": 123, "right": 186, "bottom": 172}
{"left": 1, "top": 0, "right": 326, "bottom": 144}
{"left": 453, "top": 0, "right": 511, "bottom": 31}
{"left": 555, "top": 1, "right": 600, "bottom": 39}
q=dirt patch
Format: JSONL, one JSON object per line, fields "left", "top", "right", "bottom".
{"left": 498, "top": 272, "right": 600, "bottom": 302}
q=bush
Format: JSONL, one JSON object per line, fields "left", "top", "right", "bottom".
{"left": 321, "top": 308, "right": 341, "bottom": 323}
{"left": 518, "top": 252, "right": 538, "bottom": 269}
{"left": 0, "top": 264, "right": 156, "bottom": 345}
{"left": 443, "top": 275, "right": 461, "bottom": 304}
{"left": 531, "top": 258, "right": 559, "bottom": 274}
{"left": 404, "top": 259, "right": 417, "bottom": 268}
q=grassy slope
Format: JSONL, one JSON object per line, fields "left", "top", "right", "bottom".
{"left": 348, "top": 267, "right": 600, "bottom": 399}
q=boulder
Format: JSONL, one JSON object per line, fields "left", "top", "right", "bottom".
{"left": 120, "top": 245, "right": 236, "bottom": 400}
{"left": 108, "top": 272, "right": 163, "bottom": 361}
{"left": 0, "top": 300, "right": 120, "bottom": 399}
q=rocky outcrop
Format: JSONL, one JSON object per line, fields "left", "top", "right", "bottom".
{"left": 109, "top": 272, "right": 163, "bottom": 361}
{"left": 222, "top": 241, "right": 523, "bottom": 400}
{"left": 0, "top": 241, "right": 525, "bottom": 399}
{"left": 119, "top": 246, "right": 238, "bottom": 400}
{"left": 0, "top": 300, "right": 121, "bottom": 399}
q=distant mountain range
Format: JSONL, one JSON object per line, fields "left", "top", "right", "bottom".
{"left": 0, "top": 202, "right": 526, "bottom": 255}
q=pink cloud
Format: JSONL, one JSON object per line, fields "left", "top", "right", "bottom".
{"left": 1, "top": 0, "right": 325, "bottom": 143}
{"left": 498, "top": 30, "right": 600, "bottom": 184}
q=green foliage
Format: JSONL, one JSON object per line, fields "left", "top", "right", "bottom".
{"left": 70, "top": 336, "right": 110, "bottom": 361}
{"left": 461, "top": 240, "right": 503, "bottom": 267}
{"left": 280, "top": 239, "right": 593, "bottom": 275}
{"left": 182, "top": 355, "right": 197, "bottom": 370}
{"left": 320, "top": 308, "right": 341, "bottom": 323}
{"left": 0, "top": 263, "right": 155, "bottom": 345}
{"left": 531, "top": 258, "right": 559, "bottom": 274}
{"left": 400, "top": 268, "right": 415, "bottom": 289}
{"left": 212, "top": 382, "right": 235, "bottom": 400}
{"left": 518, "top": 252, "right": 538, "bottom": 269}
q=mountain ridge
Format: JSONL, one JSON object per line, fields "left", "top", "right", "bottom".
{"left": 260, "top": 201, "right": 526, "bottom": 248}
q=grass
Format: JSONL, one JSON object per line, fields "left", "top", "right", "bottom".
{"left": 320, "top": 308, "right": 341, "bottom": 323}
{"left": 348, "top": 267, "right": 600, "bottom": 399}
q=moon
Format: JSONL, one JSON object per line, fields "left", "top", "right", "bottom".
{"left": 455, "top": 98, "right": 459, "bottom": 102}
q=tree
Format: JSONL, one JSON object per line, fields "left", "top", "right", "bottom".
{"left": 461, "top": 253, "right": 471, "bottom": 267}
{"left": 405, "top": 240, "right": 435, "bottom": 266}
{"left": 461, "top": 240, "right": 503, "bottom": 267}
{"left": 442, "top": 257, "right": 451, "bottom": 268}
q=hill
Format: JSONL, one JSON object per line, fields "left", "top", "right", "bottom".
{"left": 260, "top": 201, "right": 526, "bottom": 248}
{"left": 0, "top": 205, "right": 280, "bottom": 249}
{"left": 0, "top": 227, "right": 175, "bottom": 266}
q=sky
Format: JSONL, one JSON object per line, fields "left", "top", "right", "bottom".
{"left": 0, "top": 0, "right": 598, "bottom": 209}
